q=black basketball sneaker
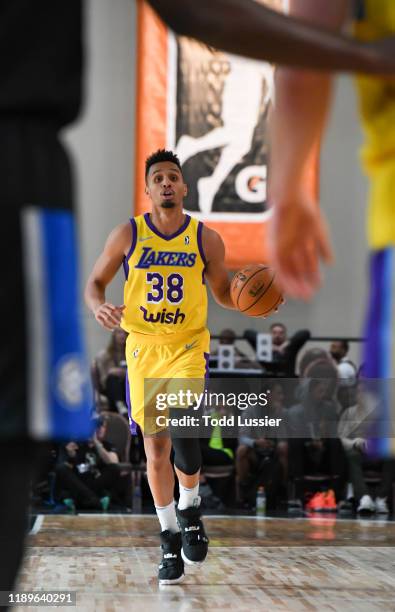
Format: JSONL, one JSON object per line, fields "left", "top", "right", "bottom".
{"left": 176, "top": 506, "right": 209, "bottom": 565}
{"left": 158, "top": 530, "right": 184, "bottom": 585}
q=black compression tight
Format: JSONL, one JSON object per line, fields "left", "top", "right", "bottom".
{"left": 172, "top": 436, "right": 201, "bottom": 476}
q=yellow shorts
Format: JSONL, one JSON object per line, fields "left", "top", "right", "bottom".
{"left": 125, "top": 327, "right": 210, "bottom": 435}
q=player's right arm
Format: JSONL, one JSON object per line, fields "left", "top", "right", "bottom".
{"left": 147, "top": 0, "right": 395, "bottom": 75}
{"left": 84, "top": 222, "right": 132, "bottom": 331}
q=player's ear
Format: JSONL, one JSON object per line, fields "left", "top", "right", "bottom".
{"left": 183, "top": 183, "right": 188, "bottom": 197}
{"left": 145, "top": 184, "right": 149, "bottom": 196}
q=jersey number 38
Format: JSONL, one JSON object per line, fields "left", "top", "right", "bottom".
{"left": 146, "top": 272, "right": 184, "bottom": 305}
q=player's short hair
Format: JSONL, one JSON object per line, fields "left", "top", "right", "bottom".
{"left": 145, "top": 149, "right": 182, "bottom": 180}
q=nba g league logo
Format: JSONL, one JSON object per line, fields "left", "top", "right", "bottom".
{"left": 54, "top": 354, "right": 89, "bottom": 409}
{"left": 172, "top": 38, "right": 274, "bottom": 219}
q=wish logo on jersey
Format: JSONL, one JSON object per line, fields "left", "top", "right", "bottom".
{"left": 135, "top": 247, "right": 197, "bottom": 270}
{"left": 140, "top": 306, "right": 186, "bottom": 325}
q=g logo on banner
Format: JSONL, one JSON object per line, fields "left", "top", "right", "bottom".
{"left": 235, "top": 166, "right": 267, "bottom": 204}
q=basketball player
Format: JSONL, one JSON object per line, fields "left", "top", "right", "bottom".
{"left": 85, "top": 149, "right": 235, "bottom": 584}
{"left": 268, "top": 0, "right": 395, "bottom": 456}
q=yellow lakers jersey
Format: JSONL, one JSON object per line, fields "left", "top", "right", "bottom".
{"left": 121, "top": 213, "right": 208, "bottom": 335}
{"left": 354, "top": 0, "right": 395, "bottom": 248}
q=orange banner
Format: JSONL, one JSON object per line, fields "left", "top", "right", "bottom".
{"left": 134, "top": 0, "right": 318, "bottom": 269}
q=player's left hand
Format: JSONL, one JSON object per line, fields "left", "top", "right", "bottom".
{"left": 268, "top": 192, "right": 334, "bottom": 300}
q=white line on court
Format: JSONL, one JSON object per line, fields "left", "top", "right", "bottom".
{"left": 73, "top": 513, "right": 391, "bottom": 525}
{"left": 29, "top": 515, "right": 44, "bottom": 535}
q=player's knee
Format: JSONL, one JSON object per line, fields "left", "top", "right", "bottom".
{"left": 172, "top": 438, "right": 201, "bottom": 476}
{"left": 144, "top": 438, "right": 171, "bottom": 468}
{"left": 175, "top": 457, "right": 201, "bottom": 476}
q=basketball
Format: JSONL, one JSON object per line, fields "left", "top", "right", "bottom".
{"left": 230, "top": 264, "right": 284, "bottom": 317}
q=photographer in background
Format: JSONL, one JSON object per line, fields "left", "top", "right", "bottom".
{"left": 55, "top": 416, "right": 120, "bottom": 512}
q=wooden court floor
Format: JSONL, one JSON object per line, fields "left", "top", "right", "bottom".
{"left": 16, "top": 514, "right": 395, "bottom": 611}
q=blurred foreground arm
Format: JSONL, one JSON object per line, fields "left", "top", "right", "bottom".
{"left": 268, "top": 0, "right": 347, "bottom": 299}
{"left": 148, "top": 0, "right": 395, "bottom": 74}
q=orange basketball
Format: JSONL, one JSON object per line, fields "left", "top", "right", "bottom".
{"left": 230, "top": 264, "right": 284, "bottom": 317}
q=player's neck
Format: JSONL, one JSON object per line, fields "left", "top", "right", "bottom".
{"left": 149, "top": 208, "right": 186, "bottom": 236}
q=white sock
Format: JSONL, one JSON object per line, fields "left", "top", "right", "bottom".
{"left": 178, "top": 483, "right": 200, "bottom": 510}
{"left": 155, "top": 500, "right": 180, "bottom": 533}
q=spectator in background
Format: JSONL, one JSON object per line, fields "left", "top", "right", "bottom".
{"left": 330, "top": 340, "right": 358, "bottom": 385}
{"left": 244, "top": 322, "right": 310, "bottom": 376}
{"left": 236, "top": 381, "right": 288, "bottom": 509}
{"left": 338, "top": 385, "right": 376, "bottom": 512}
{"left": 93, "top": 328, "right": 128, "bottom": 416}
{"left": 338, "top": 385, "right": 393, "bottom": 514}
{"left": 299, "top": 347, "right": 344, "bottom": 414}
{"left": 287, "top": 355, "right": 346, "bottom": 510}
{"left": 299, "top": 347, "right": 329, "bottom": 377}
{"left": 329, "top": 340, "right": 358, "bottom": 412}
{"left": 55, "top": 415, "right": 121, "bottom": 512}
